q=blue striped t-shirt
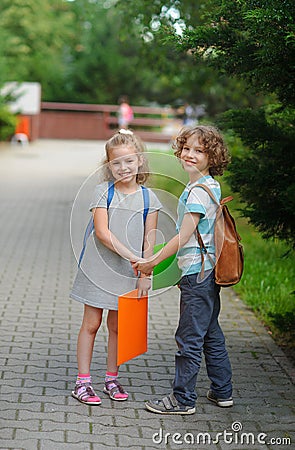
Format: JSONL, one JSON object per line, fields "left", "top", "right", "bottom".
{"left": 176, "top": 175, "right": 220, "bottom": 276}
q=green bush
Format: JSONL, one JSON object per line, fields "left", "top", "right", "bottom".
{"left": 0, "top": 106, "right": 17, "bottom": 141}
{"left": 219, "top": 106, "right": 295, "bottom": 250}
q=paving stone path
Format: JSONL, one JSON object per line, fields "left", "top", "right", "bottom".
{"left": 0, "top": 140, "right": 294, "bottom": 450}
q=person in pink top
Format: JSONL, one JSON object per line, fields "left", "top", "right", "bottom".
{"left": 117, "top": 95, "right": 134, "bottom": 129}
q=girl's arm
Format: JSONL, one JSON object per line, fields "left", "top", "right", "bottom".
{"left": 93, "top": 207, "right": 138, "bottom": 261}
{"left": 133, "top": 211, "right": 201, "bottom": 275}
{"left": 137, "top": 210, "right": 159, "bottom": 297}
{"left": 142, "top": 210, "right": 159, "bottom": 259}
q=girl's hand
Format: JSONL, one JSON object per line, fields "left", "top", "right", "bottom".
{"left": 137, "top": 277, "right": 151, "bottom": 298}
{"left": 130, "top": 256, "right": 142, "bottom": 277}
{"left": 132, "top": 256, "right": 155, "bottom": 276}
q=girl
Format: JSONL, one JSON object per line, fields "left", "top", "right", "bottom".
{"left": 133, "top": 125, "right": 233, "bottom": 414}
{"left": 117, "top": 95, "right": 134, "bottom": 129}
{"left": 70, "top": 129, "right": 162, "bottom": 405}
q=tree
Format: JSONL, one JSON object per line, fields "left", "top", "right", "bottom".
{"left": 179, "top": 0, "right": 295, "bottom": 105}
{"left": 116, "top": 0, "right": 262, "bottom": 113}
{"left": 181, "top": 0, "right": 295, "bottom": 247}
{"left": 60, "top": 0, "right": 154, "bottom": 104}
{"left": 0, "top": 0, "right": 265, "bottom": 111}
{"left": 63, "top": 0, "right": 255, "bottom": 108}
{"left": 117, "top": 0, "right": 295, "bottom": 248}
{"left": 0, "top": 0, "right": 74, "bottom": 99}
{"left": 219, "top": 106, "right": 295, "bottom": 247}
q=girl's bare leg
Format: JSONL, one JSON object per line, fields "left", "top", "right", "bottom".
{"left": 104, "top": 309, "right": 128, "bottom": 400}
{"left": 77, "top": 305, "right": 103, "bottom": 374}
{"left": 106, "top": 309, "right": 118, "bottom": 373}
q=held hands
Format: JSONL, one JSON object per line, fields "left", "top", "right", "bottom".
{"left": 130, "top": 255, "right": 157, "bottom": 297}
{"left": 132, "top": 256, "right": 156, "bottom": 277}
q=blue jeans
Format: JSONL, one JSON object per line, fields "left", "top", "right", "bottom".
{"left": 173, "top": 271, "right": 232, "bottom": 407}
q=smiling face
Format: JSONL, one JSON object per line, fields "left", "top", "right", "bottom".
{"left": 108, "top": 145, "right": 142, "bottom": 186}
{"left": 180, "top": 134, "right": 210, "bottom": 181}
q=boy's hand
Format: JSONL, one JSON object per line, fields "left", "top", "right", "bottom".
{"left": 137, "top": 277, "right": 151, "bottom": 298}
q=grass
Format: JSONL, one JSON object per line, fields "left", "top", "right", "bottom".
{"left": 147, "top": 148, "right": 295, "bottom": 356}
{"left": 219, "top": 179, "right": 295, "bottom": 336}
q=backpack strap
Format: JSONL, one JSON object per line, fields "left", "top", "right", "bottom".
{"left": 192, "top": 183, "right": 233, "bottom": 206}
{"left": 141, "top": 185, "right": 149, "bottom": 257}
{"left": 189, "top": 184, "right": 235, "bottom": 279}
{"left": 78, "top": 182, "right": 115, "bottom": 266}
{"left": 188, "top": 184, "right": 221, "bottom": 279}
{"left": 141, "top": 185, "right": 149, "bottom": 226}
{"left": 191, "top": 183, "right": 219, "bottom": 205}
{"left": 107, "top": 181, "right": 115, "bottom": 209}
{"left": 78, "top": 216, "right": 94, "bottom": 266}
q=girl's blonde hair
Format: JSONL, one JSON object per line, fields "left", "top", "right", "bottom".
{"left": 173, "top": 125, "right": 231, "bottom": 176}
{"left": 102, "top": 131, "right": 149, "bottom": 184}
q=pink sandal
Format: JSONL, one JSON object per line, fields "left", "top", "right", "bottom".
{"left": 72, "top": 382, "right": 101, "bottom": 405}
{"left": 103, "top": 379, "right": 128, "bottom": 401}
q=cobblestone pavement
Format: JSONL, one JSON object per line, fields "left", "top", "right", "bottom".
{"left": 0, "top": 140, "right": 294, "bottom": 450}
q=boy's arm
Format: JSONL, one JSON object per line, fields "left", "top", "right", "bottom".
{"left": 137, "top": 210, "right": 159, "bottom": 297}
{"left": 133, "top": 211, "right": 201, "bottom": 275}
{"left": 93, "top": 207, "right": 138, "bottom": 261}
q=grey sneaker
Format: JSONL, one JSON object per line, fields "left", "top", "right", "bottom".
{"left": 207, "top": 390, "right": 233, "bottom": 407}
{"left": 145, "top": 393, "right": 196, "bottom": 415}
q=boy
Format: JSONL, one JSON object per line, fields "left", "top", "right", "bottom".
{"left": 133, "top": 125, "right": 233, "bottom": 414}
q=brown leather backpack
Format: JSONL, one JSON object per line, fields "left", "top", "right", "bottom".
{"left": 192, "top": 184, "right": 244, "bottom": 287}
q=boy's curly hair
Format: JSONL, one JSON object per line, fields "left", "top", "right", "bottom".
{"left": 173, "top": 125, "right": 231, "bottom": 176}
{"left": 102, "top": 131, "right": 149, "bottom": 184}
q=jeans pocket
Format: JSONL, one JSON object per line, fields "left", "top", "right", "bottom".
{"left": 179, "top": 276, "right": 191, "bottom": 289}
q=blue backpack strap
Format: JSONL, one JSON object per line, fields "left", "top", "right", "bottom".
{"left": 78, "top": 217, "right": 94, "bottom": 266}
{"left": 107, "top": 181, "right": 115, "bottom": 208}
{"left": 141, "top": 185, "right": 149, "bottom": 257}
{"left": 78, "top": 182, "right": 115, "bottom": 266}
{"left": 141, "top": 185, "right": 149, "bottom": 225}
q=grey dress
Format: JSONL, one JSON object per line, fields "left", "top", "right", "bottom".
{"left": 70, "top": 182, "right": 162, "bottom": 310}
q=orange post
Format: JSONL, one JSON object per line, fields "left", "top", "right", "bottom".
{"left": 15, "top": 115, "right": 30, "bottom": 139}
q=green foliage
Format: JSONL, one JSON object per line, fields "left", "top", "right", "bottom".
{"left": 180, "top": 0, "right": 295, "bottom": 104}
{"left": 167, "top": 0, "right": 295, "bottom": 249}
{"left": 0, "top": 106, "right": 17, "bottom": 141}
{"left": 219, "top": 179, "right": 295, "bottom": 335}
{"left": 233, "top": 215, "right": 295, "bottom": 334}
{"left": 219, "top": 106, "right": 295, "bottom": 248}
{"left": 116, "top": 0, "right": 264, "bottom": 113}
{"left": 61, "top": 1, "right": 162, "bottom": 104}
{"left": 0, "top": 0, "right": 74, "bottom": 99}
{"left": 125, "top": 0, "right": 295, "bottom": 250}
{"left": 0, "top": 0, "right": 274, "bottom": 111}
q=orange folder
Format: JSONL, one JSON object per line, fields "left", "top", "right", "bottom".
{"left": 117, "top": 289, "right": 148, "bottom": 366}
